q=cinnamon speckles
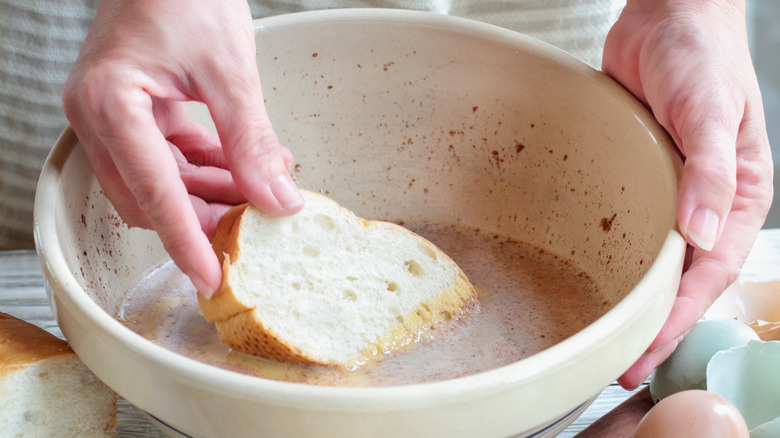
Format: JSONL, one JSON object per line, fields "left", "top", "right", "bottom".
{"left": 491, "top": 150, "right": 503, "bottom": 168}
{"left": 600, "top": 214, "right": 617, "bottom": 232}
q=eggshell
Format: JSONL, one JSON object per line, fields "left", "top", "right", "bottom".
{"left": 707, "top": 340, "right": 780, "bottom": 434}
{"left": 649, "top": 319, "right": 759, "bottom": 402}
{"left": 747, "top": 320, "right": 780, "bottom": 341}
{"left": 634, "top": 390, "right": 749, "bottom": 438}
{"left": 751, "top": 417, "right": 780, "bottom": 438}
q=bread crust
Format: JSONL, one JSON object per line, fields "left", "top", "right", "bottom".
{"left": 0, "top": 312, "right": 118, "bottom": 436}
{"left": 214, "top": 278, "right": 478, "bottom": 368}
{"left": 198, "top": 203, "right": 254, "bottom": 322}
{"left": 0, "top": 312, "right": 73, "bottom": 377}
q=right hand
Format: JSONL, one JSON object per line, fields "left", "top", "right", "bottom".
{"left": 62, "top": 0, "right": 304, "bottom": 298}
{"left": 602, "top": 0, "right": 773, "bottom": 389}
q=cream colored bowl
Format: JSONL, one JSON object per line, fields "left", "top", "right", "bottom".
{"left": 35, "top": 9, "right": 685, "bottom": 438}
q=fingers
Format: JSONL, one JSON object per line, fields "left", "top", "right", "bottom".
{"left": 619, "top": 109, "right": 772, "bottom": 386}
{"left": 618, "top": 341, "right": 679, "bottom": 390}
{"left": 194, "top": 23, "right": 304, "bottom": 216}
{"left": 633, "top": 29, "right": 743, "bottom": 252}
{"left": 76, "top": 64, "right": 223, "bottom": 296}
{"left": 176, "top": 152, "right": 247, "bottom": 206}
{"left": 80, "top": 138, "right": 154, "bottom": 230}
{"left": 602, "top": 0, "right": 773, "bottom": 391}
{"left": 646, "top": 258, "right": 730, "bottom": 353}
{"left": 61, "top": 0, "right": 298, "bottom": 299}
{"left": 618, "top": 256, "right": 740, "bottom": 390}
{"left": 168, "top": 122, "right": 246, "bottom": 205}
{"left": 662, "top": 79, "right": 773, "bottom": 340}
{"left": 650, "top": 169, "right": 772, "bottom": 347}
{"left": 190, "top": 196, "right": 234, "bottom": 240}
{"left": 606, "top": 18, "right": 742, "bottom": 253}
{"left": 170, "top": 121, "right": 230, "bottom": 169}
{"left": 209, "top": 82, "right": 303, "bottom": 216}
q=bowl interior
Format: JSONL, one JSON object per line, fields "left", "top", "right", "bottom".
{"left": 200, "top": 12, "right": 682, "bottom": 306}
{"left": 35, "top": 9, "right": 684, "bottom": 438}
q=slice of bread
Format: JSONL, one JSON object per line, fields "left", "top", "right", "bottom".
{"left": 198, "top": 190, "right": 478, "bottom": 368}
{"left": 0, "top": 313, "right": 117, "bottom": 437}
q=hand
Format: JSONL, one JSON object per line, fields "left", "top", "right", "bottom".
{"left": 602, "top": 0, "right": 773, "bottom": 389}
{"left": 63, "top": 0, "right": 304, "bottom": 298}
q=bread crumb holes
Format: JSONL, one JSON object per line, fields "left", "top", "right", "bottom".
{"left": 344, "top": 290, "right": 358, "bottom": 301}
{"left": 405, "top": 260, "right": 424, "bottom": 276}
{"left": 314, "top": 214, "right": 337, "bottom": 231}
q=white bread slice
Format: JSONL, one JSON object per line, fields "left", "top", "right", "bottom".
{"left": 0, "top": 313, "right": 117, "bottom": 437}
{"left": 198, "top": 190, "right": 478, "bottom": 368}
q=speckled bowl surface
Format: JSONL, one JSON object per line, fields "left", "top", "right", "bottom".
{"left": 35, "top": 9, "right": 685, "bottom": 438}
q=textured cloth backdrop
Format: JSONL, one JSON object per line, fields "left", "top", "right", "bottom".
{"left": 0, "top": 0, "right": 624, "bottom": 249}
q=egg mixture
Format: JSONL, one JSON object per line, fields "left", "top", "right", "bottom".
{"left": 116, "top": 223, "right": 611, "bottom": 386}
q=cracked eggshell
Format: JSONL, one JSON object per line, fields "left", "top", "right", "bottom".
{"left": 751, "top": 418, "right": 780, "bottom": 438}
{"left": 707, "top": 340, "right": 780, "bottom": 435}
{"left": 747, "top": 320, "right": 780, "bottom": 341}
{"left": 649, "top": 319, "right": 759, "bottom": 403}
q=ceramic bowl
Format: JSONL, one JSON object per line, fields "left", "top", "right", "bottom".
{"left": 35, "top": 9, "right": 685, "bottom": 438}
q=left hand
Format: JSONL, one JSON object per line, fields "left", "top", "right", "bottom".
{"left": 602, "top": 0, "right": 774, "bottom": 389}
{"left": 62, "top": 0, "right": 303, "bottom": 298}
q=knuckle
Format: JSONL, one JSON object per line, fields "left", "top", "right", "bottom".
{"left": 685, "top": 158, "right": 738, "bottom": 197}
{"left": 226, "top": 126, "right": 284, "bottom": 169}
{"left": 76, "top": 63, "right": 147, "bottom": 125}
{"left": 131, "top": 179, "right": 176, "bottom": 220}
{"left": 735, "top": 151, "right": 774, "bottom": 215}
{"left": 716, "top": 262, "right": 741, "bottom": 288}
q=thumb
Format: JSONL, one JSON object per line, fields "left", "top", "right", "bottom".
{"left": 668, "top": 87, "right": 740, "bottom": 251}
{"left": 200, "top": 53, "right": 303, "bottom": 216}
{"left": 630, "top": 12, "right": 745, "bottom": 252}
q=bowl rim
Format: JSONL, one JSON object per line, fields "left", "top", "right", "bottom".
{"left": 34, "top": 7, "right": 686, "bottom": 412}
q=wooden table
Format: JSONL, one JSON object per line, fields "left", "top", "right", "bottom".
{"left": 4, "top": 230, "right": 777, "bottom": 437}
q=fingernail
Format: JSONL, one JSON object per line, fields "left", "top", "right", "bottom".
{"left": 686, "top": 208, "right": 720, "bottom": 251}
{"left": 188, "top": 271, "right": 214, "bottom": 299}
{"left": 269, "top": 173, "right": 304, "bottom": 210}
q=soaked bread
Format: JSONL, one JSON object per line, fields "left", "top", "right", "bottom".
{"left": 198, "top": 190, "right": 478, "bottom": 368}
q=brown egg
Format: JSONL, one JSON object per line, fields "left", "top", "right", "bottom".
{"left": 634, "top": 390, "right": 750, "bottom": 438}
